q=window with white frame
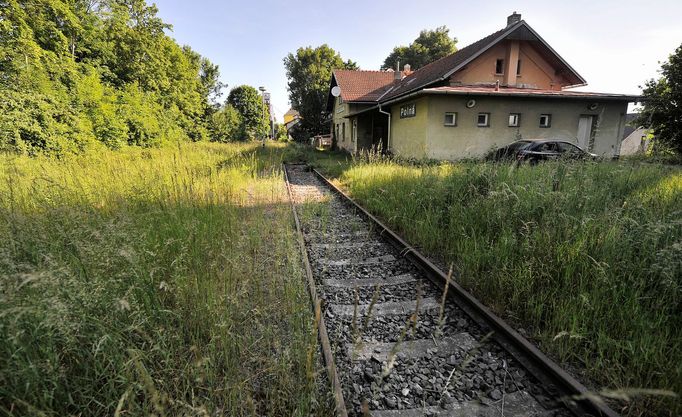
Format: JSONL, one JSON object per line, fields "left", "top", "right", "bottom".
{"left": 508, "top": 113, "right": 520, "bottom": 127}
{"left": 539, "top": 114, "right": 552, "bottom": 128}
{"left": 444, "top": 112, "right": 457, "bottom": 126}
{"left": 477, "top": 113, "right": 490, "bottom": 127}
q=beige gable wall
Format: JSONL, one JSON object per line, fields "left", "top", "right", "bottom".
{"left": 451, "top": 43, "right": 507, "bottom": 86}
{"left": 413, "top": 95, "right": 627, "bottom": 160}
{"left": 450, "top": 41, "right": 572, "bottom": 89}
{"left": 389, "top": 97, "right": 429, "bottom": 158}
{"left": 516, "top": 43, "right": 571, "bottom": 89}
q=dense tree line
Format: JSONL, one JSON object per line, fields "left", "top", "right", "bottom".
{"left": 0, "top": 0, "right": 233, "bottom": 155}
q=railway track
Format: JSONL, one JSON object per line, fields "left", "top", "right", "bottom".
{"left": 284, "top": 163, "right": 619, "bottom": 417}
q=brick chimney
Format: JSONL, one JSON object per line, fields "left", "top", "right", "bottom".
{"left": 507, "top": 11, "right": 521, "bottom": 26}
{"left": 394, "top": 61, "right": 403, "bottom": 81}
{"left": 394, "top": 70, "right": 402, "bottom": 81}
{"left": 403, "top": 64, "right": 412, "bottom": 76}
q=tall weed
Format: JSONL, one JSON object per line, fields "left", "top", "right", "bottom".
{"left": 339, "top": 158, "right": 681, "bottom": 416}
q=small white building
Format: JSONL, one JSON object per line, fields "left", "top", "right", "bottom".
{"left": 620, "top": 114, "right": 651, "bottom": 156}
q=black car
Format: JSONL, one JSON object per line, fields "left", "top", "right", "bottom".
{"left": 487, "top": 140, "right": 597, "bottom": 163}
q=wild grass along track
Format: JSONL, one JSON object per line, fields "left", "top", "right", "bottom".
{"left": 284, "top": 163, "right": 621, "bottom": 417}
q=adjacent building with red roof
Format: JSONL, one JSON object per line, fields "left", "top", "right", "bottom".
{"left": 327, "top": 12, "right": 640, "bottom": 159}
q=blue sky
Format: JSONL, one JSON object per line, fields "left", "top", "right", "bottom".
{"left": 154, "top": 0, "right": 682, "bottom": 121}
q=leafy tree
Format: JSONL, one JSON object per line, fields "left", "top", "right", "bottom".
{"left": 0, "top": 0, "right": 223, "bottom": 154}
{"left": 283, "top": 45, "right": 357, "bottom": 141}
{"left": 638, "top": 43, "right": 682, "bottom": 154}
{"left": 381, "top": 26, "right": 458, "bottom": 71}
{"left": 210, "top": 105, "right": 244, "bottom": 142}
{"left": 199, "top": 58, "right": 225, "bottom": 106}
{"left": 226, "top": 85, "right": 270, "bottom": 140}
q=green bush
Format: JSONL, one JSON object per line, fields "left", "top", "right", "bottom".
{"left": 210, "top": 105, "right": 245, "bottom": 142}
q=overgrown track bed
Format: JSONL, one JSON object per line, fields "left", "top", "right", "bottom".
{"left": 284, "top": 164, "right": 620, "bottom": 417}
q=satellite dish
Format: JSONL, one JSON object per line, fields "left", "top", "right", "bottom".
{"left": 331, "top": 86, "right": 341, "bottom": 97}
{"left": 466, "top": 99, "right": 477, "bottom": 108}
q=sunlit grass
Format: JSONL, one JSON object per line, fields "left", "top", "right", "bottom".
{"left": 324, "top": 156, "right": 681, "bottom": 416}
{"left": 0, "top": 142, "right": 332, "bottom": 416}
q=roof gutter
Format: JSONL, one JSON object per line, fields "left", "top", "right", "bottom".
{"left": 423, "top": 89, "right": 641, "bottom": 102}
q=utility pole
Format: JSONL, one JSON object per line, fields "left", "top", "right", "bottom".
{"left": 259, "top": 86, "right": 266, "bottom": 148}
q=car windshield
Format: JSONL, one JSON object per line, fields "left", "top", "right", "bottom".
{"left": 505, "top": 141, "right": 532, "bottom": 152}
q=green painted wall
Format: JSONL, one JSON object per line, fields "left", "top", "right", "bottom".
{"left": 331, "top": 98, "right": 351, "bottom": 152}
{"left": 332, "top": 99, "right": 376, "bottom": 153}
{"left": 393, "top": 95, "right": 628, "bottom": 160}
{"left": 389, "top": 97, "right": 429, "bottom": 158}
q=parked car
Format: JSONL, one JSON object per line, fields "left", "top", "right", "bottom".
{"left": 486, "top": 140, "right": 598, "bottom": 164}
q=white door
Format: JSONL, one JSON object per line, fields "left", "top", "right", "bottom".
{"left": 577, "top": 115, "right": 593, "bottom": 150}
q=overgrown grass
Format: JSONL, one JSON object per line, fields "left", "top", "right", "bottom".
{"left": 324, "top": 156, "right": 680, "bottom": 416}
{"left": 0, "top": 142, "right": 332, "bottom": 416}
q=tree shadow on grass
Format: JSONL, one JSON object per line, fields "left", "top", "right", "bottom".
{"left": 0, "top": 195, "right": 335, "bottom": 417}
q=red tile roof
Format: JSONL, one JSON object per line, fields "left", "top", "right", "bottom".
{"left": 332, "top": 70, "right": 400, "bottom": 102}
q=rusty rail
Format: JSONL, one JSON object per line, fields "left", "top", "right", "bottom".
{"left": 283, "top": 164, "right": 348, "bottom": 417}
{"left": 311, "top": 167, "right": 620, "bottom": 417}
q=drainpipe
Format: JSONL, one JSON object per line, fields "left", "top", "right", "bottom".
{"left": 378, "top": 104, "right": 391, "bottom": 152}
